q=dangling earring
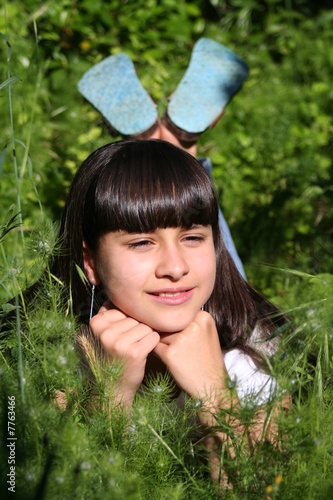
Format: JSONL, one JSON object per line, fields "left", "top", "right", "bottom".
{"left": 201, "top": 304, "right": 205, "bottom": 311}
{"left": 89, "top": 284, "right": 95, "bottom": 321}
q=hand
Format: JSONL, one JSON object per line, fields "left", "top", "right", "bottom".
{"left": 153, "top": 311, "right": 228, "bottom": 405}
{"left": 89, "top": 302, "right": 160, "bottom": 405}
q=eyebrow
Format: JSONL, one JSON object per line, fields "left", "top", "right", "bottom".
{"left": 114, "top": 225, "right": 209, "bottom": 238}
{"left": 183, "top": 224, "right": 210, "bottom": 230}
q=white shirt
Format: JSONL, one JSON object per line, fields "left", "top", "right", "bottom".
{"left": 223, "top": 349, "right": 276, "bottom": 407}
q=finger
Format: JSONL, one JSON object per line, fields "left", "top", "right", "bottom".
{"left": 135, "top": 331, "right": 160, "bottom": 357}
{"left": 100, "top": 322, "right": 154, "bottom": 347}
{"left": 192, "top": 310, "right": 214, "bottom": 327}
{"left": 158, "top": 332, "right": 177, "bottom": 345}
{"left": 95, "top": 307, "right": 126, "bottom": 323}
{"left": 123, "top": 322, "right": 154, "bottom": 341}
{"left": 99, "top": 300, "right": 116, "bottom": 313}
{"left": 153, "top": 342, "right": 168, "bottom": 359}
{"left": 132, "top": 331, "right": 160, "bottom": 357}
{"left": 91, "top": 315, "right": 139, "bottom": 338}
{"left": 101, "top": 329, "right": 160, "bottom": 358}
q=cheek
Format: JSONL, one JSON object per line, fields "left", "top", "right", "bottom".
{"left": 201, "top": 248, "right": 217, "bottom": 291}
{"left": 98, "top": 259, "right": 150, "bottom": 298}
{"left": 100, "top": 269, "right": 131, "bottom": 296}
{"left": 207, "top": 267, "right": 217, "bottom": 298}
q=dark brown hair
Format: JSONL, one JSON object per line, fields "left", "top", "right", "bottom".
{"left": 52, "top": 139, "right": 285, "bottom": 360}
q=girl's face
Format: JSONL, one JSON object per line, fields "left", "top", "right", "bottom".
{"left": 84, "top": 226, "right": 216, "bottom": 333}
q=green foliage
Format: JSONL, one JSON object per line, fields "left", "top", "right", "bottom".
{"left": 1, "top": 0, "right": 333, "bottom": 497}
{"left": 1, "top": 270, "right": 333, "bottom": 497}
{"left": 1, "top": 0, "right": 333, "bottom": 297}
{"left": 201, "top": 3, "right": 333, "bottom": 292}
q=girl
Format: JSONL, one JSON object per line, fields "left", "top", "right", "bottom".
{"left": 52, "top": 138, "right": 289, "bottom": 478}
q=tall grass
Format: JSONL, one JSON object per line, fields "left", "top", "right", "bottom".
{"left": 1, "top": 271, "right": 333, "bottom": 498}
{"left": 1, "top": 2, "right": 333, "bottom": 498}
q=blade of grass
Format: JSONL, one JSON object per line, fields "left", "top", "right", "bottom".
{"left": 0, "top": 30, "right": 24, "bottom": 243}
{"left": 0, "top": 75, "right": 21, "bottom": 90}
{"left": 0, "top": 145, "right": 7, "bottom": 177}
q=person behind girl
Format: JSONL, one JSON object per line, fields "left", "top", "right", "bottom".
{"left": 51, "top": 138, "right": 290, "bottom": 480}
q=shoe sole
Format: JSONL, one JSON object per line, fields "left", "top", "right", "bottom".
{"left": 167, "top": 38, "right": 249, "bottom": 134}
{"left": 78, "top": 53, "right": 158, "bottom": 136}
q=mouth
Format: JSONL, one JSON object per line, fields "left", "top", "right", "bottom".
{"left": 148, "top": 287, "right": 194, "bottom": 305}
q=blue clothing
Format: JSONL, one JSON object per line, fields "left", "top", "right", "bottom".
{"left": 199, "top": 157, "right": 246, "bottom": 280}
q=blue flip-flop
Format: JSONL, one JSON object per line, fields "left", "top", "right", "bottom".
{"left": 78, "top": 53, "right": 159, "bottom": 137}
{"left": 163, "top": 38, "right": 249, "bottom": 140}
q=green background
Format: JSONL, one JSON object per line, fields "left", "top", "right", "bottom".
{"left": 1, "top": 0, "right": 333, "bottom": 299}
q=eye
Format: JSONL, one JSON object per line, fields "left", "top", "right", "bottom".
{"left": 182, "top": 234, "right": 205, "bottom": 244}
{"left": 128, "top": 239, "right": 152, "bottom": 249}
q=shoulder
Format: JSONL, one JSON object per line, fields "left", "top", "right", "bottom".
{"left": 223, "top": 348, "right": 277, "bottom": 407}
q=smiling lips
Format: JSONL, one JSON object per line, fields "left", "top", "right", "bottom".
{"left": 148, "top": 287, "right": 194, "bottom": 305}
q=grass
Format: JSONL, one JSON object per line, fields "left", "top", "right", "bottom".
{"left": 1, "top": 282, "right": 332, "bottom": 498}
{"left": 1, "top": 1, "right": 333, "bottom": 498}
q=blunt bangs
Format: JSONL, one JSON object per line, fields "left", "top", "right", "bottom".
{"left": 83, "top": 140, "right": 219, "bottom": 248}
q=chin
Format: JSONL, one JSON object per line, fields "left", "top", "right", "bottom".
{"left": 151, "top": 318, "right": 194, "bottom": 334}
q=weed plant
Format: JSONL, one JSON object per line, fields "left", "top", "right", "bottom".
{"left": 1, "top": 258, "right": 333, "bottom": 498}
{"left": 1, "top": 1, "right": 333, "bottom": 498}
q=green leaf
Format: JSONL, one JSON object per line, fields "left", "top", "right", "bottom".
{"left": 0, "top": 32, "right": 11, "bottom": 60}
{"left": 74, "top": 263, "right": 89, "bottom": 286}
{"left": 0, "top": 211, "right": 20, "bottom": 243}
{"left": 0, "top": 76, "right": 21, "bottom": 91}
{"left": 27, "top": 151, "right": 43, "bottom": 214}
{"left": 270, "top": 321, "right": 293, "bottom": 340}
{"left": 1, "top": 303, "right": 18, "bottom": 314}
{"left": 12, "top": 138, "right": 43, "bottom": 215}
{"left": 0, "top": 145, "right": 7, "bottom": 178}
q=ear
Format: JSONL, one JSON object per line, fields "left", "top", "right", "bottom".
{"left": 83, "top": 241, "right": 100, "bottom": 285}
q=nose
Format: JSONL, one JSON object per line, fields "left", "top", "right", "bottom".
{"left": 155, "top": 243, "right": 190, "bottom": 281}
